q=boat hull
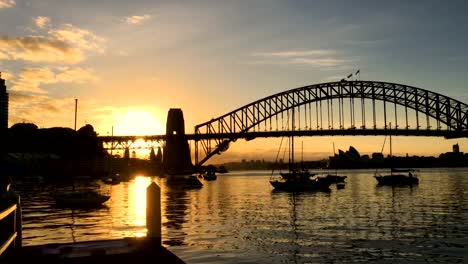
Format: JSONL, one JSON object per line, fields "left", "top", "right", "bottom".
{"left": 269, "top": 180, "right": 331, "bottom": 192}
{"left": 166, "top": 174, "right": 203, "bottom": 189}
{"left": 374, "top": 174, "right": 419, "bottom": 186}
{"left": 319, "top": 174, "right": 347, "bottom": 183}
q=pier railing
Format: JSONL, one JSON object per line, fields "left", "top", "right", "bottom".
{"left": 0, "top": 200, "right": 21, "bottom": 257}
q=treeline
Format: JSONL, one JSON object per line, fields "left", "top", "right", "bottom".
{"left": 0, "top": 123, "right": 107, "bottom": 178}
{"left": 0, "top": 123, "right": 105, "bottom": 158}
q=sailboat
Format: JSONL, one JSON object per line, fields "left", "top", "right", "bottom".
{"left": 318, "top": 142, "right": 347, "bottom": 187}
{"left": 374, "top": 123, "right": 419, "bottom": 186}
{"left": 269, "top": 108, "right": 331, "bottom": 192}
{"left": 53, "top": 99, "right": 111, "bottom": 207}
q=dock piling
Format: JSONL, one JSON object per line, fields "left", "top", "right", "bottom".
{"left": 146, "top": 182, "right": 161, "bottom": 244}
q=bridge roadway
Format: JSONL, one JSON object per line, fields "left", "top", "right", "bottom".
{"left": 98, "top": 128, "right": 468, "bottom": 144}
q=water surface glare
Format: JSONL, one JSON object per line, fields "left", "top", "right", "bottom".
{"left": 15, "top": 168, "right": 468, "bottom": 263}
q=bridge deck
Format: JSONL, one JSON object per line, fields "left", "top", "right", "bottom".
{"left": 98, "top": 129, "right": 468, "bottom": 143}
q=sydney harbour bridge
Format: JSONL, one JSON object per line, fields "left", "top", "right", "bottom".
{"left": 98, "top": 80, "right": 468, "bottom": 171}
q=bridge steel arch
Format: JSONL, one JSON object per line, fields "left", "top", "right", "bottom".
{"left": 194, "top": 80, "right": 468, "bottom": 166}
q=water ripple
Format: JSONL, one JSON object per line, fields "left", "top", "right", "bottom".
{"left": 13, "top": 169, "right": 468, "bottom": 263}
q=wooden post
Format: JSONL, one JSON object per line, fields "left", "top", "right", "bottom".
{"left": 146, "top": 182, "right": 161, "bottom": 244}
{"left": 15, "top": 195, "right": 22, "bottom": 249}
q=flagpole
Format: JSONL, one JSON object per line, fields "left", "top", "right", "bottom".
{"left": 74, "top": 98, "right": 78, "bottom": 131}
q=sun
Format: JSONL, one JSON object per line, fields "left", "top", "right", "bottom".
{"left": 112, "top": 110, "right": 165, "bottom": 136}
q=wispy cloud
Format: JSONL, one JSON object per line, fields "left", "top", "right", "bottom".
{"left": 12, "top": 67, "right": 57, "bottom": 94}
{"left": 253, "top": 49, "right": 335, "bottom": 58}
{"left": 251, "top": 49, "right": 353, "bottom": 68}
{"left": 11, "top": 67, "right": 98, "bottom": 94}
{"left": 34, "top": 16, "right": 51, "bottom": 29}
{"left": 0, "top": 50, "right": 8, "bottom": 59}
{"left": 0, "top": 0, "right": 15, "bottom": 9}
{"left": 49, "top": 24, "right": 105, "bottom": 53}
{"left": 125, "top": 15, "right": 151, "bottom": 25}
{"left": 0, "top": 36, "right": 84, "bottom": 63}
{"left": 0, "top": 71, "right": 13, "bottom": 80}
{"left": 290, "top": 57, "right": 349, "bottom": 67}
{"left": 8, "top": 93, "right": 75, "bottom": 126}
{"left": 0, "top": 23, "right": 105, "bottom": 64}
{"left": 345, "top": 39, "right": 386, "bottom": 46}
{"left": 55, "top": 66, "right": 98, "bottom": 83}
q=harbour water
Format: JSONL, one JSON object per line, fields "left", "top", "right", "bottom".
{"left": 13, "top": 168, "right": 468, "bottom": 263}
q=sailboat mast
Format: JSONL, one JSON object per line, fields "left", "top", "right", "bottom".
{"left": 301, "top": 141, "right": 304, "bottom": 170}
{"left": 291, "top": 107, "right": 295, "bottom": 170}
{"left": 74, "top": 98, "right": 78, "bottom": 131}
{"left": 389, "top": 122, "right": 392, "bottom": 157}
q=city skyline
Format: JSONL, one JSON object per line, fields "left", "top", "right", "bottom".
{"left": 1, "top": 0, "right": 468, "bottom": 159}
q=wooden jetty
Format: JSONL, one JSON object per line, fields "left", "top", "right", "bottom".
{"left": 0, "top": 181, "right": 185, "bottom": 263}
{"left": 6, "top": 237, "right": 184, "bottom": 263}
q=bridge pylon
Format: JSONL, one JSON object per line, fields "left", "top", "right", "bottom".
{"left": 163, "top": 108, "right": 194, "bottom": 174}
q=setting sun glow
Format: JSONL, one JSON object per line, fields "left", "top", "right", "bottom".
{"left": 111, "top": 110, "right": 165, "bottom": 136}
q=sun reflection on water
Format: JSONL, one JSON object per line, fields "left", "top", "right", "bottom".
{"left": 131, "top": 175, "right": 152, "bottom": 237}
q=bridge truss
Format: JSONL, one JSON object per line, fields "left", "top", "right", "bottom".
{"left": 194, "top": 80, "right": 468, "bottom": 166}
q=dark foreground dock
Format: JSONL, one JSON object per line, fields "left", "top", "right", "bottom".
{"left": 1, "top": 181, "right": 185, "bottom": 263}
{"left": 3, "top": 237, "right": 185, "bottom": 263}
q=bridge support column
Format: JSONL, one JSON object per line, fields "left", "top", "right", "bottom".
{"left": 163, "top": 109, "right": 193, "bottom": 175}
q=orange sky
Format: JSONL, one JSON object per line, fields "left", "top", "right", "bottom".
{"left": 1, "top": 0, "right": 467, "bottom": 161}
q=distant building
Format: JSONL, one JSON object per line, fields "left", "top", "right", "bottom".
{"left": 0, "top": 73, "right": 8, "bottom": 129}
{"left": 453, "top": 143, "right": 460, "bottom": 153}
{"left": 372, "top": 152, "right": 384, "bottom": 160}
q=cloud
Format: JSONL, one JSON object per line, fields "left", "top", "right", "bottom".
{"left": 49, "top": 24, "right": 105, "bottom": 53}
{"left": 34, "top": 16, "right": 51, "bottom": 29}
{"left": 0, "top": 23, "right": 105, "bottom": 63}
{"left": 251, "top": 49, "right": 353, "bottom": 68}
{"left": 0, "top": 36, "right": 84, "bottom": 63}
{"left": 0, "top": 71, "right": 13, "bottom": 80}
{"left": 55, "top": 66, "right": 98, "bottom": 83}
{"left": 345, "top": 39, "right": 386, "bottom": 46}
{"left": 0, "top": 50, "right": 8, "bottom": 59}
{"left": 0, "top": 0, "right": 15, "bottom": 9}
{"left": 253, "top": 50, "right": 335, "bottom": 58}
{"left": 125, "top": 15, "right": 151, "bottom": 25}
{"left": 8, "top": 93, "right": 73, "bottom": 126}
{"left": 290, "top": 57, "right": 349, "bottom": 67}
{"left": 10, "top": 67, "right": 98, "bottom": 94}
{"left": 11, "top": 67, "right": 56, "bottom": 94}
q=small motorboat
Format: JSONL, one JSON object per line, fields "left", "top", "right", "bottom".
{"left": 166, "top": 174, "right": 203, "bottom": 189}
{"left": 375, "top": 169, "right": 419, "bottom": 186}
{"left": 102, "top": 173, "right": 121, "bottom": 185}
{"left": 202, "top": 171, "right": 217, "bottom": 181}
